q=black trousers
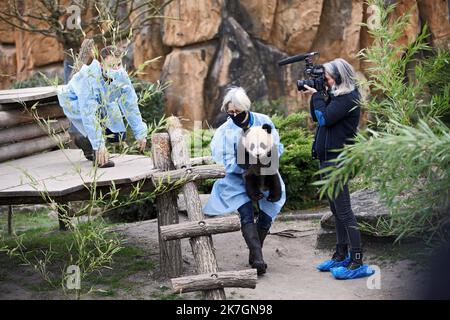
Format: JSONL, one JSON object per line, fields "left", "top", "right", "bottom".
{"left": 320, "top": 160, "right": 361, "bottom": 252}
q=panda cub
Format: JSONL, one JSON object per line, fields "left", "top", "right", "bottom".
{"left": 237, "top": 123, "right": 282, "bottom": 202}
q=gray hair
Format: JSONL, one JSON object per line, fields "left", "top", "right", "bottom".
{"left": 323, "top": 58, "right": 356, "bottom": 96}
{"left": 221, "top": 86, "right": 251, "bottom": 112}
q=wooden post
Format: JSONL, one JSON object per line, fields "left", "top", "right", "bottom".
{"left": 151, "top": 133, "right": 183, "bottom": 278}
{"left": 167, "top": 116, "right": 226, "bottom": 300}
{"left": 7, "top": 205, "right": 12, "bottom": 235}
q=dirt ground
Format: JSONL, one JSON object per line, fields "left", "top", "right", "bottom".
{"left": 0, "top": 213, "right": 430, "bottom": 300}
{"left": 113, "top": 215, "right": 429, "bottom": 300}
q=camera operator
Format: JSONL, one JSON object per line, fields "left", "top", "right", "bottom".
{"left": 302, "top": 58, "right": 372, "bottom": 279}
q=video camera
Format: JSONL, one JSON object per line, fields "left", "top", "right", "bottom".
{"left": 278, "top": 52, "right": 326, "bottom": 93}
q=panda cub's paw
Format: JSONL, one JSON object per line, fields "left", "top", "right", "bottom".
{"left": 249, "top": 192, "right": 264, "bottom": 201}
{"left": 267, "top": 194, "right": 282, "bottom": 202}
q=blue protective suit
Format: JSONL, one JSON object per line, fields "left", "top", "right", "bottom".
{"left": 57, "top": 59, "right": 147, "bottom": 150}
{"left": 202, "top": 112, "right": 286, "bottom": 220}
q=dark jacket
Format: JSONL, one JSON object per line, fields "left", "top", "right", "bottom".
{"left": 310, "top": 89, "right": 361, "bottom": 161}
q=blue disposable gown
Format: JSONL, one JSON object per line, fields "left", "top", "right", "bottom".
{"left": 57, "top": 59, "right": 147, "bottom": 150}
{"left": 203, "top": 112, "right": 286, "bottom": 220}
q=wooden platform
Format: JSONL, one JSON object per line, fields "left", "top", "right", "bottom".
{"left": 0, "top": 149, "right": 158, "bottom": 205}
{"left": 0, "top": 86, "right": 61, "bottom": 105}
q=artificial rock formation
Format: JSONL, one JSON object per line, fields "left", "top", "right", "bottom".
{"left": 269, "top": 0, "right": 324, "bottom": 55}
{"left": 0, "top": 45, "right": 17, "bottom": 89}
{"left": 10, "top": 0, "right": 65, "bottom": 81}
{"left": 161, "top": 43, "right": 217, "bottom": 128}
{"left": 311, "top": 0, "right": 364, "bottom": 69}
{"left": 133, "top": 19, "right": 168, "bottom": 83}
{"left": 237, "top": 0, "right": 277, "bottom": 41}
{"left": 162, "top": 0, "right": 224, "bottom": 47}
{"left": 320, "top": 189, "right": 390, "bottom": 232}
{"left": 417, "top": 0, "right": 450, "bottom": 46}
{"left": 204, "top": 16, "right": 268, "bottom": 127}
{"left": 1, "top": 0, "right": 450, "bottom": 128}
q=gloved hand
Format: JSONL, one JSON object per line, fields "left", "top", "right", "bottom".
{"left": 137, "top": 138, "right": 147, "bottom": 153}
{"left": 95, "top": 145, "right": 109, "bottom": 166}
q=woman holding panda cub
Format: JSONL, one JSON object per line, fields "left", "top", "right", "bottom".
{"left": 303, "top": 58, "right": 374, "bottom": 279}
{"left": 203, "top": 87, "right": 286, "bottom": 276}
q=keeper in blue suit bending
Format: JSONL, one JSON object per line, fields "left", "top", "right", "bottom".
{"left": 57, "top": 45, "right": 147, "bottom": 168}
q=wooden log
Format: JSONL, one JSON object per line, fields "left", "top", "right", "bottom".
{"left": 0, "top": 132, "right": 70, "bottom": 163}
{"left": 7, "top": 205, "right": 12, "bottom": 235}
{"left": 167, "top": 116, "right": 226, "bottom": 300}
{"left": 0, "top": 104, "right": 65, "bottom": 128}
{"left": 171, "top": 269, "right": 257, "bottom": 294}
{"left": 151, "top": 164, "right": 225, "bottom": 185}
{"left": 0, "top": 118, "right": 70, "bottom": 146}
{"left": 151, "top": 132, "right": 183, "bottom": 278}
{"left": 160, "top": 215, "right": 241, "bottom": 241}
{"left": 189, "top": 156, "right": 213, "bottom": 166}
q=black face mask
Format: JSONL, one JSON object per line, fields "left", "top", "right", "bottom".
{"left": 230, "top": 111, "right": 250, "bottom": 129}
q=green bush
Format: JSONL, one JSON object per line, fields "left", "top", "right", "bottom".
{"left": 251, "top": 98, "right": 288, "bottom": 117}
{"left": 132, "top": 77, "right": 166, "bottom": 125}
{"left": 272, "top": 112, "right": 320, "bottom": 209}
{"left": 189, "top": 128, "right": 216, "bottom": 194}
{"left": 194, "top": 112, "right": 320, "bottom": 210}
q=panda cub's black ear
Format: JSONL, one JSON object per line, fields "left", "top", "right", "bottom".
{"left": 262, "top": 123, "right": 272, "bottom": 134}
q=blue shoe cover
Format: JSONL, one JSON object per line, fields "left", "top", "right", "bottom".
{"left": 330, "top": 264, "right": 375, "bottom": 280}
{"left": 316, "top": 255, "right": 351, "bottom": 272}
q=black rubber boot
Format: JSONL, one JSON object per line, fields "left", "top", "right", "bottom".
{"left": 249, "top": 226, "right": 269, "bottom": 267}
{"left": 72, "top": 134, "right": 94, "bottom": 161}
{"left": 332, "top": 243, "right": 349, "bottom": 262}
{"left": 347, "top": 249, "right": 363, "bottom": 270}
{"left": 257, "top": 227, "right": 269, "bottom": 247}
{"left": 242, "top": 223, "right": 266, "bottom": 275}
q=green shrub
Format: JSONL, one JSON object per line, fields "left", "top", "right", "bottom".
{"left": 194, "top": 112, "right": 320, "bottom": 210}
{"left": 12, "top": 72, "right": 63, "bottom": 89}
{"left": 132, "top": 77, "right": 166, "bottom": 125}
{"left": 189, "top": 128, "right": 215, "bottom": 194}
{"left": 416, "top": 47, "right": 450, "bottom": 125}
{"left": 251, "top": 98, "right": 288, "bottom": 117}
{"left": 272, "top": 112, "right": 320, "bottom": 209}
